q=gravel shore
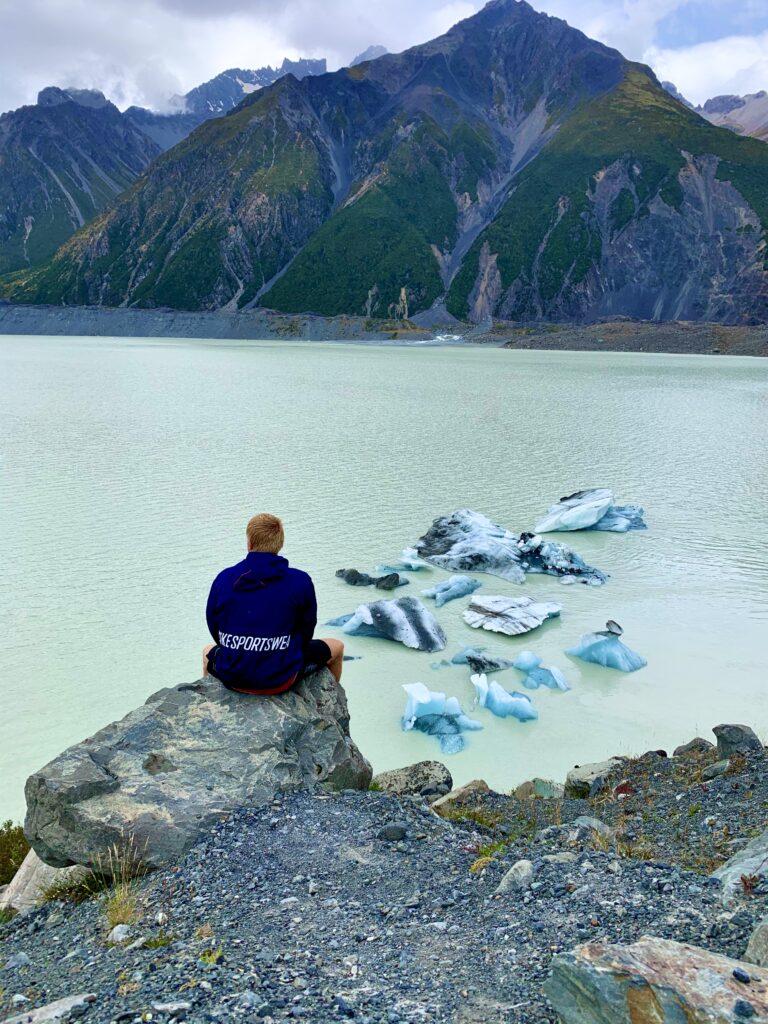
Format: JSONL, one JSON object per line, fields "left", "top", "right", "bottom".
{"left": 2, "top": 740, "right": 766, "bottom": 1024}
{"left": 1, "top": 303, "right": 767, "bottom": 355}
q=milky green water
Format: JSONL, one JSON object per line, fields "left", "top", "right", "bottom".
{"left": 1, "top": 335, "right": 767, "bottom": 820}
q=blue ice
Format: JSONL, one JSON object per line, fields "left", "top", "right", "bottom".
{"left": 422, "top": 575, "right": 481, "bottom": 608}
{"left": 376, "top": 548, "right": 431, "bottom": 573}
{"left": 534, "top": 489, "right": 646, "bottom": 534}
{"left": 566, "top": 633, "right": 647, "bottom": 672}
{"left": 513, "top": 651, "right": 570, "bottom": 691}
{"left": 590, "top": 505, "right": 646, "bottom": 532}
{"left": 471, "top": 673, "right": 539, "bottom": 722}
{"left": 401, "top": 682, "right": 483, "bottom": 754}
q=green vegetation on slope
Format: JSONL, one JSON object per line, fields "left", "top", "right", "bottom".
{"left": 264, "top": 115, "right": 497, "bottom": 317}
{"left": 1, "top": 81, "right": 335, "bottom": 310}
{"left": 447, "top": 69, "right": 768, "bottom": 318}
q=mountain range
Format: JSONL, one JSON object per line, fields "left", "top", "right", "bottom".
{"left": 3, "top": 0, "right": 768, "bottom": 324}
{"left": 662, "top": 83, "right": 768, "bottom": 143}
{"left": 0, "top": 59, "right": 326, "bottom": 276}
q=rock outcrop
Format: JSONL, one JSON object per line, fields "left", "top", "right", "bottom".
{"left": 544, "top": 936, "right": 768, "bottom": 1023}
{"left": 371, "top": 761, "right": 452, "bottom": 797}
{"left": 714, "top": 724, "right": 764, "bottom": 759}
{"left": 564, "top": 758, "right": 625, "bottom": 798}
{"left": 24, "top": 670, "right": 371, "bottom": 872}
{"left": 712, "top": 826, "right": 768, "bottom": 904}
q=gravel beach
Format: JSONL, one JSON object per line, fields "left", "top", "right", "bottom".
{"left": 2, "top": 740, "right": 766, "bottom": 1024}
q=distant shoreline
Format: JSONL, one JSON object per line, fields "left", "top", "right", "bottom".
{"left": 1, "top": 303, "right": 767, "bottom": 356}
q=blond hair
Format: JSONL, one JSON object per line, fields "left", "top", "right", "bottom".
{"left": 246, "top": 513, "right": 285, "bottom": 554}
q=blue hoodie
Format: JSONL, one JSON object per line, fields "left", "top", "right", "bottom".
{"left": 206, "top": 552, "right": 317, "bottom": 691}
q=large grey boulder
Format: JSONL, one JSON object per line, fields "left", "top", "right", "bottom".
{"left": 545, "top": 936, "right": 768, "bottom": 1023}
{"left": 0, "top": 850, "right": 88, "bottom": 913}
{"left": 713, "top": 724, "right": 763, "bottom": 759}
{"left": 371, "top": 761, "right": 452, "bottom": 796}
{"left": 746, "top": 917, "right": 768, "bottom": 967}
{"left": 25, "top": 670, "right": 371, "bottom": 872}
{"left": 712, "top": 826, "right": 768, "bottom": 904}
{"left": 564, "top": 758, "right": 625, "bottom": 798}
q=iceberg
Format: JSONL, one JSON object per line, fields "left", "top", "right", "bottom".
{"left": 471, "top": 674, "right": 538, "bottom": 722}
{"left": 327, "top": 596, "right": 447, "bottom": 652}
{"left": 566, "top": 621, "right": 647, "bottom": 672}
{"left": 512, "top": 651, "right": 570, "bottom": 691}
{"left": 449, "top": 645, "right": 516, "bottom": 674}
{"left": 335, "top": 568, "right": 408, "bottom": 590}
{"left": 463, "top": 595, "right": 561, "bottom": 637}
{"left": 401, "top": 682, "right": 483, "bottom": 754}
{"left": 376, "top": 548, "right": 430, "bottom": 573}
{"left": 412, "top": 510, "right": 606, "bottom": 585}
{"left": 421, "top": 574, "right": 481, "bottom": 608}
{"left": 534, "top": 489, "right": 646, "bottom": 533}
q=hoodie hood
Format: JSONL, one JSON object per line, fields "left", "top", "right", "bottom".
{"left": 233, "top": 552, "right": 289, "bottom": 591}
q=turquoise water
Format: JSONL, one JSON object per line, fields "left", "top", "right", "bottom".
{"left": 1, "top": 335, "right": 767, "bottom": 820}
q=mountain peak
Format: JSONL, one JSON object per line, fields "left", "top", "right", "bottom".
{"left": 37, "top": 86, "right": 110, "bottom": 109}
{"left": 351, "top": 45, "right": 388, "bottom": 67}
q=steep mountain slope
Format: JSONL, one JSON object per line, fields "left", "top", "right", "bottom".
{"left": 5, "top": 0, "right": 768, "bottom": 323}
{"left": 447, "top": 71, "right": 768, "bottom": 322}
{"left": 0, "top": 89, "right": 160, "bottom": 276}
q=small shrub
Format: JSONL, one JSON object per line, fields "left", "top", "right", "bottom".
{"left": 687, "top": 803, "right": 701, "bottom": 818}
{"left": 145, "top": 931, "right": 175, "bottom": 949}
{"left": 0, "top": 908, "right": 16, "bottom": 925}
{"left": 469, "top": 856, "right": 494, "bottom": 874}
{"left": 42, "top": 872, "right": 110, "bottom": 905}
{"left": 0, "top": 821, "right": 29, "bottom": 886}
{"left": 199, "top": 945, "right": 223, "bottom": 966}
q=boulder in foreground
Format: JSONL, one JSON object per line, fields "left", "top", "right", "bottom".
{"left": 24, "top": 670, "right": 371, "bottom": 872}
{"left": 545, "top": 936, "right": 768, "bottom": 1023}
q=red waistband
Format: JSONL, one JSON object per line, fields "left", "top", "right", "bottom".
{"left": 227, "top": 672, "right": 298, "bottom": 696}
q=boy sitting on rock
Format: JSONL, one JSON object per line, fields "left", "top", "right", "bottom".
{"left": 203, "top": 513, "right": 344, "bottom": 694}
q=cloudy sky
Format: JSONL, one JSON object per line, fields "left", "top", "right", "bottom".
{"left": 1, "top": 0, "right": 767, "bottom": 114}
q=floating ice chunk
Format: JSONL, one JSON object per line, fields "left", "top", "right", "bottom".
{"left": 421, "top": 574, "right": 481, "bottom": 608}
{"left": 463, "top": 595, "right": 561, "bottom": 637}
{"left": 335, "top": 568, "right": 408, "bottom": 590}
{"left": 376, "top": 548, "right": 431, "bottom": 573}
{"left": 471, "top": 674, "right": 538, "bottom": 722}
{"left": 566, "top": 622, "right": 647, "bottom": 672}
{"left": 327, "top": 597, "right": 447, "bottom": 652}
{"left": 467, "top": 652, "right": 516, "bottom": 674}
{"left": 446, "top": 646, "right": 515, "bottom": 674}
{"left": 512, "top": 651, "right": 541, "bottom": 673}
{"left": 450, "top": 645, "right": 487, "bottom": 665}
{"left": 591, "top": 504, "right": 646, "bottom": 532}
{"left": 401, "top": 682, "right": 483, "bottom": 754}
{"left": 512, "top": 651, "right": 570, "bottom": 690}
{"left": 534, "top": 489, "right": 646, "bottom": 533}
{"left": 412, "top": 510, "right": 606, "bottom": 585}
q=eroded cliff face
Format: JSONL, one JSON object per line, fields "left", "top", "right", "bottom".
{"left": 465, "top": 155, "right": 768, "bottom": 324}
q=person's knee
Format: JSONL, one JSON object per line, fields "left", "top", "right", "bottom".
{"left": 324, "top": 637, "right": 344, "bottom": 661}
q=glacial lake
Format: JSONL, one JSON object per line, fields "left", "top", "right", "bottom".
{"left": 1, "top": 335, "right": 767, "bottom": 821}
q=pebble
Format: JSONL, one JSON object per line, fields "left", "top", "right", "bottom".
{"left": 378, "top": 824, "right": 408, "bottom": 842}
{"left": 734, "top": 998, "right": 756, "bottom": 1018}
{"left": 733, "top": 968, "right": 752, "bottom": 984}
{"left": 107, "top": 924, "right": 132, "bottom": 944}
